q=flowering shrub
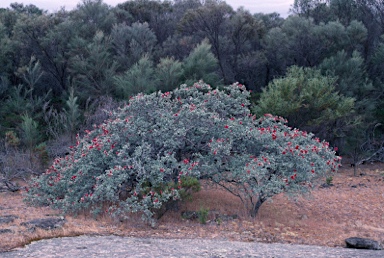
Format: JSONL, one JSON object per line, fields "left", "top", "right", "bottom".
{"left": 202, "top": 113, "right": 341, "bottom": 216}
{"left": 24, "top": 81, "right": 341, "bottom": 222}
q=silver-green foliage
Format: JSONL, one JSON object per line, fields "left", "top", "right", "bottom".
{"left": 24, "top": 81, "right": 340, "bottom": 221}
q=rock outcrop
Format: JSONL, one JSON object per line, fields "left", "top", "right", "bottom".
{"left": 345, "top": 237, "right": 382, "bottom": 250}
{"left": 21, "top": 217, "right": 66, "bottom": 232}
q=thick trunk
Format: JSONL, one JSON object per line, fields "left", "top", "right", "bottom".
{"left": 250, "top": 195, "right": 265, "bottom": 217}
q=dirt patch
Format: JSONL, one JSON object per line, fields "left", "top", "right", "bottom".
{"left": 0, "top": 163, "right": 383, "bottom": 252}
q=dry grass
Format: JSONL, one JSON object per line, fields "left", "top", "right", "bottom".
{"left": 0, "top": 163, "right": 383, "bottom": 252}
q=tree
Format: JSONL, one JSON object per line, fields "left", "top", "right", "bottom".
{"left": 158, "top": 34, "right": 198, "bottom": 61}
{"left": 228, "top": 8, "right": 264, "bottom": 89}
{"left": 235, "top": 50, "right": 268, "bottom": 91}
{"left": 62, "top": 88, "right": 82, "bottom": 142}
{"left": 0, "top": 56, "right": 50, "bottom": 134}
{"left": 114, "top": 0, "right": 174, "bottom": 45}
{"left": 254, "top": 12, "right": 284, "bottom": 31}
{"left": 9, "top": 3, "right": 44, "bottom": 16}
{"left": 254, "top": 66, "right": 355, "bottom": 145}
{"left": 262, "top": 26, "right": 290, "bottom": 82}
{"left": 110, "top": 22, "right": 157, "bottom": 71}
{"left": 17, "top": 56, "right": 44, "bottom": 97}
{"left": 321, "top": 0, "right": 382, "bottom": 59}
{"left": 0, "top": 21, "right": 14, "bottom": 79}
{"left": 114, "top": 55, "right": 155, "bottom": 98}
{"left": 369, "top": 37, "right": 384, "bottom": 126}
{"left": 319, "top": 50, "right": 375, "bottom": 113}
{"left": 179, "top": 0, "right": 234, "bottom": 83}
{"left": 70, "top": 31, "right": 118, "bottom": 101}
{"left": 329, "top": 0, "right": 360, "bottom": 26}
{"left": 155, "top": 57, "right": 184, "bottom": 92}
{"left": 25, "top": 82, "right": 340, "bottom": 223}
{"left": 262, "top": 16, "right": 367, "bottom": 83}
{"left": 11, "top": 9, "right": 72, "bottom": 95}
{"left": 181, "top": 40, "right": 220, "bottom": 86}
{"left": 70, "top": 0, "right": 116, "bottom": 39}
{"left": 20, "top": 113, "right": 41, "bottom": 165}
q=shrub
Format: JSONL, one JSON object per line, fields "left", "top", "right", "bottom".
{"left": 197, "top": 206, "right": 209, "bottom": 224}
{"left": 254, "top": 66, "right": 355, "bottom": 145}
{"left": 24, "top": 81, "right": 340, "bottom": 223}
{"left": 1, "top": 134, "right": 44, "bottom": 192}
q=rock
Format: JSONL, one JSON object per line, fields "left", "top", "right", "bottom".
{"left": 0, "top": 215, "right": 18, "bottom": 224}
{"left": 320, "top": 183, "right": 333, "bottom": 188}
{"left": 299, "top": 214, "right": 308, "bottom": 220}
{"left": 182, "top": 210, "right": 238, "bottom": 222}
{"left": 350, "top": 183, "right": 367, "bottom": 188}
{"left": 0, "top": 229, "right": 13, "bottom": 234}
{"left": 345, "top": 237, "right": 382, "bottom": 250}
{"left": 215, "top": 214, "right": 238, "bottom": 221}
{"left": 21, "top": 217, "right": 66, "bottom": 231}
{"left": 181, "top": 211, "right": 198, "bottom": 220}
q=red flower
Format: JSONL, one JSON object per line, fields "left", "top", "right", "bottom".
{"left": 224, "top": 125, "right": 229, "bottom": 129}
{"left": 183, "top": 159, "right": 189, "bottom": 164}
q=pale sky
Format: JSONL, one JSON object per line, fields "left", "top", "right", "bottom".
{"left": 0, "top": 0, "right": 293, "bottom": 17}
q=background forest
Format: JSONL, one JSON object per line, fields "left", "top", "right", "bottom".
{"left": 0, "top": 0, "right": 384, "bottom": 188}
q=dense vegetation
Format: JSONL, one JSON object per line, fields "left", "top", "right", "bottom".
{"left": 0, "top": 0, "right": 383, "bottom": 189}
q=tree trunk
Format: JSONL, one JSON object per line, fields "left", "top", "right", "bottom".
{"left": 250, "top": 195, "right": 265, "bottom": 217}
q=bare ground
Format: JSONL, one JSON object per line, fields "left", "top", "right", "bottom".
{"left": 0, "top": 163, "right": 383, "bottom": 254}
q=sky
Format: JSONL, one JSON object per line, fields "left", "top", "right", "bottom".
{"left": 0, "top": 0, "right": 294, "bottom": 17}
